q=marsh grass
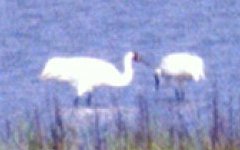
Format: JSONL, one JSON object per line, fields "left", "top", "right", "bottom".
{"left": 0, "top": 84, "right": 239, "bottom": 150}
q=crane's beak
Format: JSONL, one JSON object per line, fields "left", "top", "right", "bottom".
{"left": 154, "top": 73, "right": 160, "bottom": 90}
{"left": 136, "top": 56, "right": 151, "bottom": 67}
{"left": 140, "top": 58, "right": 151, "bottom": 67}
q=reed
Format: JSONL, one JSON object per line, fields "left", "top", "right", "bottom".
{"left": 0, "top": 88, "right": 239, "bottom": 150}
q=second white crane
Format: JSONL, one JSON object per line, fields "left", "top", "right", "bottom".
{"left": 154, "top": 52, "right": 205, "bottom": 101}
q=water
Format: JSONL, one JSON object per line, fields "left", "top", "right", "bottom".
{"left": 0, "top": 0, "right": 239, "bottom": 127}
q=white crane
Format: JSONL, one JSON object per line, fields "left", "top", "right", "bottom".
{"left": 40, "top": 51, "right": 144, "bottom": 106}
{"left": 154, "top": 52, "right": 205, "bottom": 101}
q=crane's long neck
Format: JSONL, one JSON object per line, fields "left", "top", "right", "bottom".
{"left": 117, "top": 54, "right": 134, "bottom": 86}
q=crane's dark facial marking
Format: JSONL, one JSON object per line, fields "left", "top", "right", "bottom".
{"left": 132, "top": 51, "right": 151, "bottom": 67}
{"left": 133, "top": 52, "right": 141, "bottom": 62}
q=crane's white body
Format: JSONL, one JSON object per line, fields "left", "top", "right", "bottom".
{"left": 40, "top": 51, "right": 138, "bottom": 105}
{"left": 154, "top": 52, "right": 205, "bottom": 100}
{"left": 156, "top": 52, "right": 205, "bottom": 82}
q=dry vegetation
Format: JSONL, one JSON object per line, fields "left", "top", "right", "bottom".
{"left": 0, "top": 83, "right": 239, "bottom": 150}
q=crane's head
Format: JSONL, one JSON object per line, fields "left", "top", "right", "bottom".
{"left": 132, "top": 51, "right": 141, "bottom": 62}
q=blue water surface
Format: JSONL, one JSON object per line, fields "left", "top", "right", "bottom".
{"left": 0, "top": 0, "right": 239, "bottom": 129}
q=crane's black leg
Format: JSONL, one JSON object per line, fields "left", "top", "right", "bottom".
{"left": 86, "top": 93, "right": 92, "bottom": 106}
{"left": 73, "top": 93, "right": 92, "bottom": 107}
{"left": 180, "top": 89, "right": 185, "bottom": 101}
{"left": 73, "top": 96, "right": 80, "bottom": 108}
{"left": 154, "top": 73, "right": 160, "bottom": 90}
{"left": 175, "top": 88, "right": 180, "bottom": 101}
{"left": 175, "top": 88, "right": 185, "bottom": 101}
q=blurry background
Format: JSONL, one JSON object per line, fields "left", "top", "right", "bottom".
{"left": 0, "top": 0, "right": 239, "bottom": 149}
